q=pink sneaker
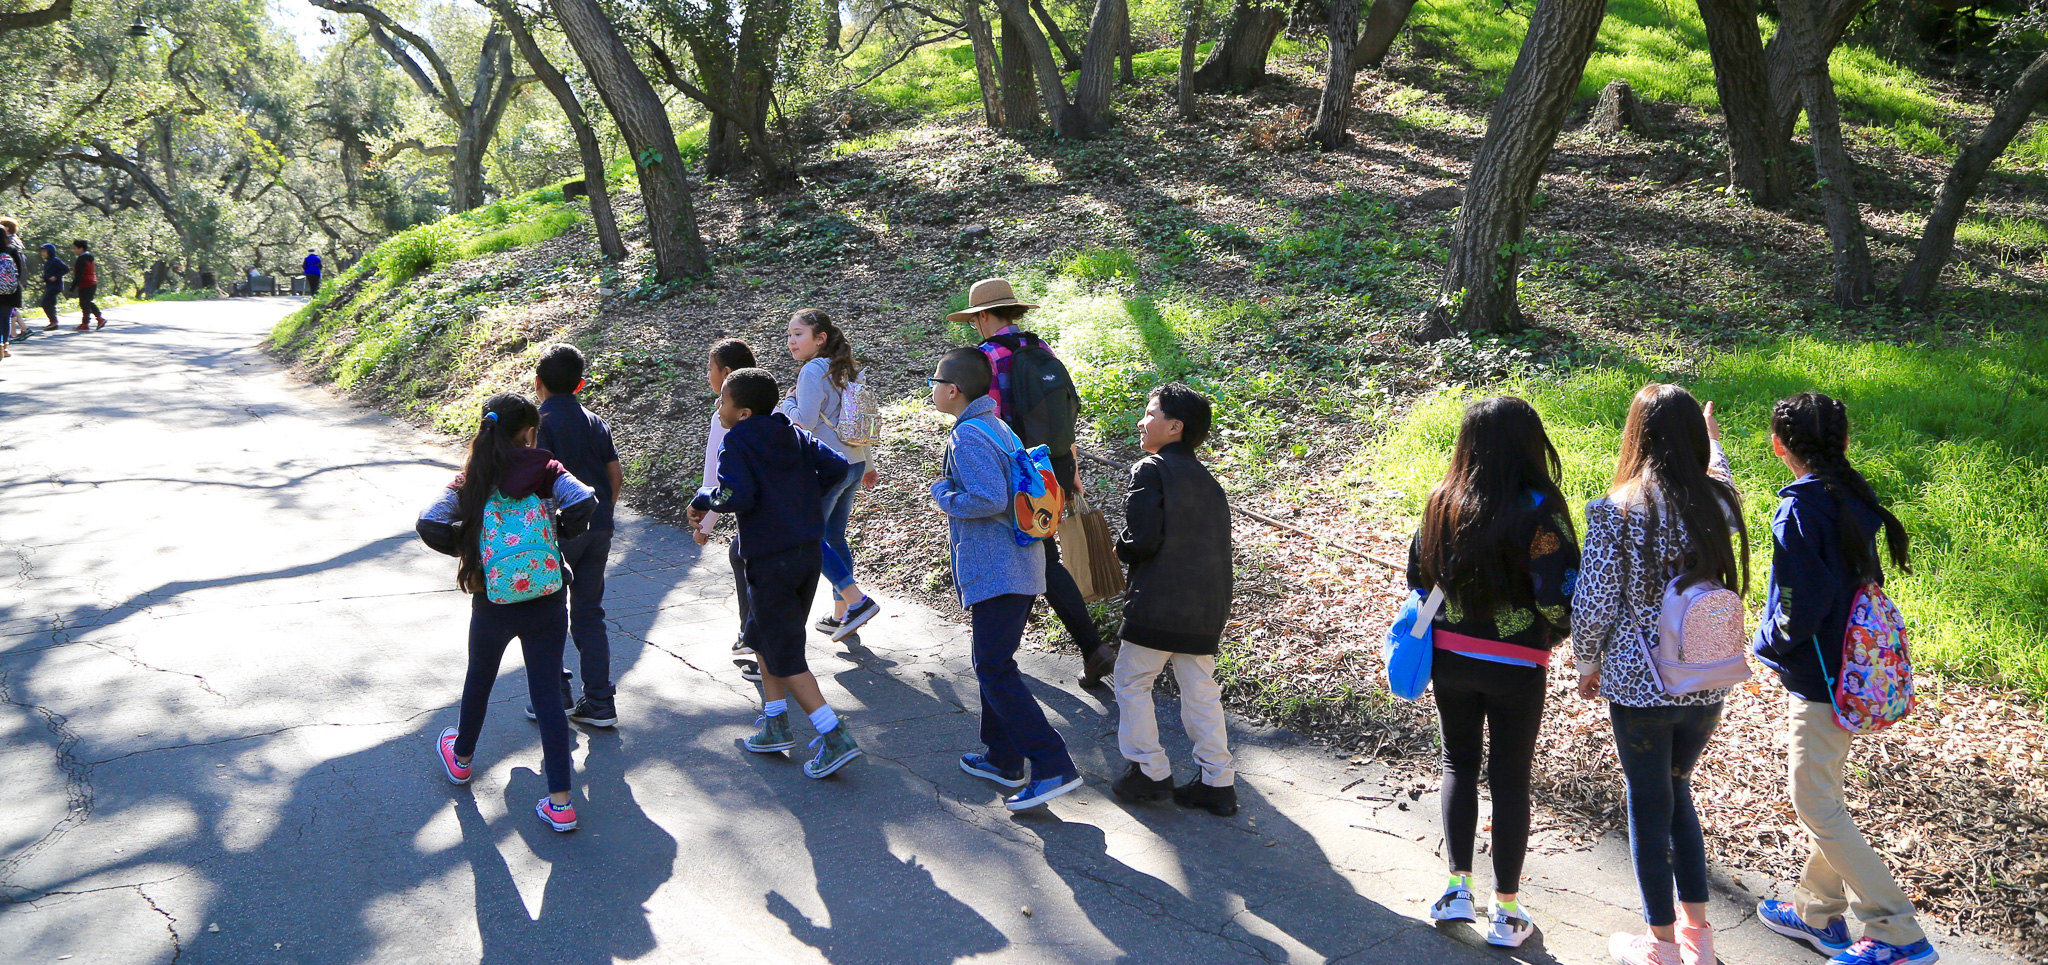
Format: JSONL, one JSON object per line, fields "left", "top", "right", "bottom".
{"left": 1611, "top": 932, "right": 1682, "bottom": 965}
{"left": 436, "top": 727, "right": 470, "bottom": 784}
{"left": 536, "top": 797, "right": 578, "bottom": 832}
{"left": 1678, "top": 922, "right": 1716, "bottom": 965}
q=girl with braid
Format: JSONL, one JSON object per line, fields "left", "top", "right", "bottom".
{"left": 1751, "top": 392, "right": 1936, "bottom": 965}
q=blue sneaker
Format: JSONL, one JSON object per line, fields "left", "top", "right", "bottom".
{"left": 960, "top": 753, "right": 1027, "bottom": 788}
{"left": 1758, "top": 900, "right": 1850, "bottom": 952}
{"left": 1829, "top": 939, "right": 1938, "bottom": 965}
{"left": 1005, "top": 773, "right": 1082, "bottom": 811}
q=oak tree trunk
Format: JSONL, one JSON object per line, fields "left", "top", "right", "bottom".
{"left": 1348, "top": 0, "right": 1417, "bottom": 70}
{"left": 965, "top": 0, "right": 1006, "bottom": 127}
{"left": 1893, "top": 50, "right": 2048, "bottom": 307}
{"left": 1033, "top": 0, "right": 1082, "bottom": 68}
{"left": 1781, "top": 0, "right": 1872, "bottom": 307}
{"left": 1762, "top": 0, "right": 1864, "bottom": 171}
{"left": 489, "top": 0, "right": 626, "bottom": 261}
{"left": 1192, "top": 0, "right": 1284, "bottom": 91}
{"left": 1695, "top": 0, "right": 1788, "bottom": 205}
{"left": 1176, "top": 0, "right": 1201, "bottom": 118}
{"left": 994, "top": 0, "right": 1082, "bottom": 135}
{"left": 999, "top": 9, "right": 1044, "bottom": 131}
{"left": 1119, "top": 10, "right": 1135, "bottom": 85}
{"left": 1422, "top": 0, "right": 1607, "bottom": 337}
{"left": 546, "top": 0, "right": 710, "bottom": 278}
{"left": 1070, "top": 0, "right": 1127, "bottom": 132}
{"left": 824, "top": 0, "right": 841, "bottom": 48}
{"left": 1309, "top": 0, "right": 1360, "bottom": 148}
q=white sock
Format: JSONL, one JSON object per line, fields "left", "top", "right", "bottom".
{"left": 808, "top": 704, "right": 839, "bottom": 734}
{"left": 763, "top": 699, "right": 786, "bottom": 718}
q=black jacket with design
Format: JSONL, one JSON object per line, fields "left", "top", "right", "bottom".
{"left": 1116, "top": 442, "right": 1233, "bottom": 655}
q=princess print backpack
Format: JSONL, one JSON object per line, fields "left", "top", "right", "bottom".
{"left": 480, "top": 490, "right": 564, "bottom": 604}
{"left": 1817, "top": 583, "right": 1915, "bottom": 733}
{"left": 1646, "top": 573, "right": 1753, "bottom": 694}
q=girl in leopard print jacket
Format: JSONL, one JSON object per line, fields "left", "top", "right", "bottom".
{"left": 1572, "top": 384, "right": 1749, "bottom": 965}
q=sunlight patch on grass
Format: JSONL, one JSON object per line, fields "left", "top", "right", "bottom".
{"left": 1955, "top": 212, "right": 2048, "bottom": 255}
{"left": 1369, "top": 336, "right": 2048, "bottom": 696}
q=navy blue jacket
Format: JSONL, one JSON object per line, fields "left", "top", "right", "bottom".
{"left": 690, "top": 413, "right": 848, "bottom": 560}
{"left": 43, "top": 254, "right": 67, "bottom": 283}
{"left": 537, "top": 394, "right": 620, "bottom": 530}
{"left": 1752, "top": 476, "right": 1890, "bottom": 703}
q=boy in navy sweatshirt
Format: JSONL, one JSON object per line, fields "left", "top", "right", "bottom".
{"left": 533, "top": 345, "right": 624, "bottom": 728}
{"left": 688, "top": 368, "right": 863, "bottom": 778}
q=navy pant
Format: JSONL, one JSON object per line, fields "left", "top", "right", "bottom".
{"left": 1043, "top": 535, "right": 1103, "bottom": 659}
{"left": 560, "top": 529, "right": 614, "bottom": 700}
{"left": 1610, "top": 701, "right": 1724, "bottom": 926}
{"left": 456, "top": 592, "right": 573, "bottom": 793}
{"left": 972, "top": 593, "right": 1076, "bottom": 780}
{"left": 40, "top": 282, "right": 59, "bottom": 324}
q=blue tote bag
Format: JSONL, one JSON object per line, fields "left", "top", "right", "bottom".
{"left": 1383, "top": 586, "right": 1445, "bottom": 700}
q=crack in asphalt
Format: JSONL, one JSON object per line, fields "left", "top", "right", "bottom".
{"left": 84, "top": 706, "right": 449, "bottom": 765}
{"left": 83, "top": 639, "right": 228, "bottom": 700}
{"left": 0, "top": 667, "right": 94, "bottom": 895}
{"left": 136, "top": 884, "right": 185, "bottom": 963}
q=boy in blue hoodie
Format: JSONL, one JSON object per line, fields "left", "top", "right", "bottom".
{"left": 1750, "top": 393, "right": 1935, "bottom": 965}
{"left": 688, "top": 368, "right": 862, "bottom": 778}
{"left": 930, "top": 347, "right": 1082, "bottom": 812}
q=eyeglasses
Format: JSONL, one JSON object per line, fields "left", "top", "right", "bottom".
{"left": 925, "top": 377, "right": 953, "bottom": 387}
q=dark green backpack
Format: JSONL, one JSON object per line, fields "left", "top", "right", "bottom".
{"left": 988, "top": 331, "right": 1079, "bottom": 461}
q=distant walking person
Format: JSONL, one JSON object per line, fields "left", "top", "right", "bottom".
{"left": 1574, "top": 385, "right": 1747, "bottom": 965}
{"left": 0, "top": 219, "right": 23, "bottom": 351}
{"left": 37, "top": 244, "right": 64, "bottom": 330}
{"left": 951, "top": 278, "right": 1114, "bottom": 687}
{"left": 303, "top": 249, "right": 322, "bottom": 295}
{"left": 1107, "top": 384, "right": 1239, "bottom": 818}
{"left": 931, "top": 347, "right": 1083, "bottom": 812}
{"left": 1753, "top": 393, "right": 1939, "bottom": 965}
{"left": 416, "top": 393, "right": 596, "bottom": 833}
{"left": 71, "top": 240, "right": 106, "bottom": 331}
{"left": 1409, "top": 396, "right": 1579, "bottom": 949}
{"left": 531, "top": 345, "right": 624, "bottom": 728}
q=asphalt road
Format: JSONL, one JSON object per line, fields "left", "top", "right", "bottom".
{"left": 0, "top": 300, "right": 2020, "bottom": 965}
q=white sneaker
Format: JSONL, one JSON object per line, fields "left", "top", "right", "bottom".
{"left": 1429, "top": 883, "right": 1476, "bottom": 923}
{"left": 1485, "top": 905, "right": 1535, "bottom": 947}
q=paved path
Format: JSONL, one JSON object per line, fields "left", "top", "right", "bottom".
{"left": 0, "top": 301, "right": 2020, "bottom": 965}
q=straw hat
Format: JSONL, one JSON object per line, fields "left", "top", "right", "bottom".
{"left": 945, "top": 278, "right": 1038, "bottom": 323}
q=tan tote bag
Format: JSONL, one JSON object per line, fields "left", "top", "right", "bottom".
{"left": 1058, "top": 493, "right": 1126, "bottom": 602}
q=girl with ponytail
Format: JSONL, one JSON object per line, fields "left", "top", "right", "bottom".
{"left": 1752, "top": 392, "right": 1936, "bottom": 965}
{"left": 782, "top": 308, "right": 883, "bottom": 640}
{"left": 417, "top": 392, "right": 597, "bottom": 833}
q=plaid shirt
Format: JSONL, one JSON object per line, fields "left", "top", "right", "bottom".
{"left": 975, "top": 325, "right": 1024, "bottom": 421}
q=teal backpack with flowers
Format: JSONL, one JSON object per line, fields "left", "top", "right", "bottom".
{"left": 480, "top": 490, "right": 563, "bottom": 604}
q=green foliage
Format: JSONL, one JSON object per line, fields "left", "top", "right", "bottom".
{"left": 2002, "top": 121, "right": 2048, "bottom": 170}
{"left": 1059, "top": 247, "right": 1139, "bottom": 280}
{"left": 1252, "top": 187, "right": 1441, "bottom": 294}
{"left": 1370, "top": 335, "right": 2048, "bottom": 696}
{"left": 1954, "top": 212, "right": 2048, "bottom": 255}
{"left": 361, "top": 184, "right": 584, "bottom": 284}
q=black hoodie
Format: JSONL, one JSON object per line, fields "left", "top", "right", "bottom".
{"left": 690, "top": 413, "right": 849, "bottom": 560}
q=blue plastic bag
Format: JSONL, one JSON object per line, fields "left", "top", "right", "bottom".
{"left": 1384, "top": 586, "right": 1444, "bottom": 700}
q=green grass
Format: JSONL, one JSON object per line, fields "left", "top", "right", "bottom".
{"left": 1954, "top": 212, "right": 2048, "bottom": 255}
{"left": 2005, "top": 121, "right": 2048, "bottom": 170}
{"left": 1410, "top": 0, "right": 1952, "bottom": 132}
{"left": 1369, "top": 335, "right": 2048, "bottom": 697}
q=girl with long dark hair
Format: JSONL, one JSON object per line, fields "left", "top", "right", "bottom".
{"left": 1572, "top": 384, "right": 1747, "bottom": 965}
{"left": 782, "top": 308, "right": 882, "bottom": 640}
{"left": 417, "top": 392, "right": 596, "bottom": 832}
{"left": 1409, "top": 397, "right": 1579, "bottom": 949}
{"left": 1751, "top": 393, "right": 1936, "bottom": 965}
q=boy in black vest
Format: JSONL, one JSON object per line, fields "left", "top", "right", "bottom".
{"left": 531, "top": 345, "right": 623, "bottom": 727}
{"left": 1107, "top": 383, "right": 1237, "bottom": 817}
{"left": 949, "top": 277, "right": 1115, "bottom": 687}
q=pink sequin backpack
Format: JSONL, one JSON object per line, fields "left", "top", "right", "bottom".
{"left": 1817, "top": 583, "right": 1915, "bottom": 733}
{"left": 1645, "top": 573, "right": 1753, "bottom": 694}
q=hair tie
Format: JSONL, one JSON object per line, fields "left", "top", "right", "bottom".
{"left": 483, "top": 411, "right": 498, "bottom": 423}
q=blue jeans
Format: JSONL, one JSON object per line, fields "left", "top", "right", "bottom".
{"left": 1610, "top": 701, "right": 1724, "bottom": 926}
{"left": 972, "top": 593, "right": 1076, "bottom": 780}
{"left": 560, "top": 528, "right": 613, "bottom": 700}
{"left": 819, "top": 460, "right": 864, "bottom": 594}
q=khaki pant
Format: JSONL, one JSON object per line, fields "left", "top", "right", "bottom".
{"left": 1788, "top": 696, "right": 1924, "bottom": 946}
{"left": 1113, "top": 642, "right": 1234, "bottom": 787}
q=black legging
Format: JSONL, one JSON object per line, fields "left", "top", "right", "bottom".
{"left": 1431, "top": 649, "right": 1547, "bottom": 892}
{"left": 77, "top": 284, "right": 100, "bottom": 321}
{"left": 39, "top": 282, "right": 60, "bottom": 325}
{"left": 455, "top": 592, "right": 573, "bottom": 793}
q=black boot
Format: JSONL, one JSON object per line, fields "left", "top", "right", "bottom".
{"left": 1110, "top": 762, "right": 1172, "bottom": 803}
{"left": 1173, "top": 777, "right": 1238, "bottom": 817}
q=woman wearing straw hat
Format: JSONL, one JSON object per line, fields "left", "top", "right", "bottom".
{"left": 948, "top": 278, "right": 1115, "bottom": 687}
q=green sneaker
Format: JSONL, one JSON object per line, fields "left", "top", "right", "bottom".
{"left": 803, "top": 726, "right": 862, "bottom": 778}
{"left": 745, "top": 713, "right": 795, "bottom": 753}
